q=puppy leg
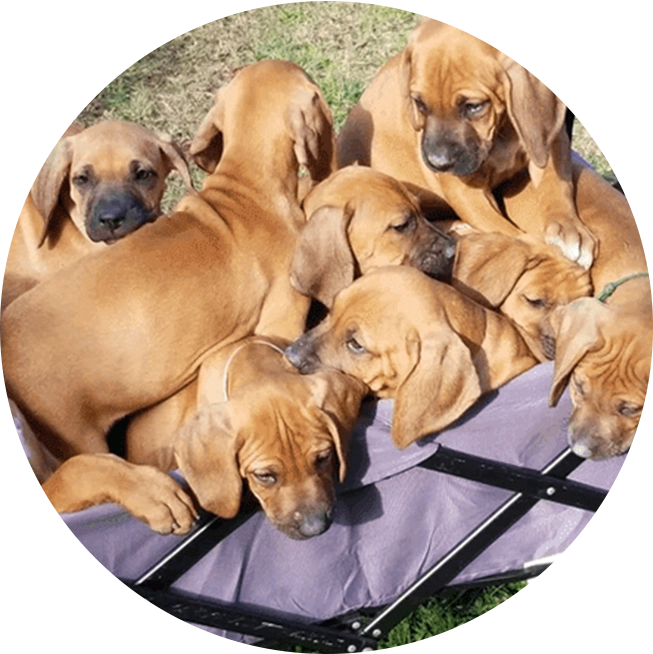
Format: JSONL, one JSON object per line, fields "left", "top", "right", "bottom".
{"left": 523, "top": 133, "right": 597, "bottom": 268}
{"left": 438, "top": 176, "right": 522, "bottom": 237}
{"left": 42, "top": 453, "right": 198, "bottom": 535}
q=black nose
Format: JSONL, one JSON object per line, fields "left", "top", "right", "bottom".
{"left": 297, "top": 511, "right": 332, "bottom": 539}
{"left": 284, "top": 336, "right": 320, "bottom": 374}
{"left": 98, "top": 210, "right": 126, "bottom": 232}
{"left": 424, "top": 148, "right": 456, "bottom": 172}
{"left": 87, "top": 191, "right": 153, "bottom": 243}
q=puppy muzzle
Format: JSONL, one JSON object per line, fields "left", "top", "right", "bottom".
{"left": 292, "top": 510, "right": 333, "bottom": 540}
{"left": 541, "top": 334, "right": 556, "bottom": 360}
{"left": 413, "top": 228, "right": 456, "bottom": 282}
{"left": 284, "top": 335, "right": 321, "bottom": 374}
{"left": 421, "top": 132, "right": 483, "bottom": 177}
{"left": 87, "top": 189, "right": 155, "bottom": 243}
{"left": 568, "top": 423, "right": 627, "bottom": 461}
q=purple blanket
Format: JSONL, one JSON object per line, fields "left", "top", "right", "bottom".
{"left": 60, "top": 362, "right": 622, "bottom": 627}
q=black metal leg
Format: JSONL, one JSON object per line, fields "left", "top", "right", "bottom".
{"left": 357, "top": 447, "right": 597, "bottom": 640}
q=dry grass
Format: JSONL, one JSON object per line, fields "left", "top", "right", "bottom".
{"left": 77, "top": 2, "right": 612, "bottom": 210}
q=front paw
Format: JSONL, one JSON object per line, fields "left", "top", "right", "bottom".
{"left": 123, "top": 467, "right": 199, "bottom": 535}
{"left": 544, "top": 218, "right": 597, "bottom": 269}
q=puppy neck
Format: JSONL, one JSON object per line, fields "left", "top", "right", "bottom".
{"left": 203, "top": 147, "right": 306, "bottom": 230}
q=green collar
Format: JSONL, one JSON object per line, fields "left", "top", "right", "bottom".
{"left": 596, "top": 272, "right": 649, "bottom": 303}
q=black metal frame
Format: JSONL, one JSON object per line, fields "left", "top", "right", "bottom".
{"left": 122, "top": 444, "right": 606, "bottom": 653}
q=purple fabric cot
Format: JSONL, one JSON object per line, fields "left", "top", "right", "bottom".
{"left": 57, "top": 362, "right": 622, "bottom": 632}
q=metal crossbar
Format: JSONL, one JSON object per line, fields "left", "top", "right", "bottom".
{"left": 123, "top": 445, "right": 606, "bottom": 652}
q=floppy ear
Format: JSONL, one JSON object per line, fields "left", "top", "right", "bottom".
{"left": 155, "top": 133, "right": 196, "bottom": 192}
{"left": 289, "top": 88, "right": 336, "bottom": 185}
{"left": 452, "top": 232, "right": 532, "bottom": 307}
{"left": 501, "top": 59, "right": 567, "bottom": 170}
{"left": 189, "top": 88, "right": 226, "bottom": 174}
{"left": 549, "top": 298, "right": 607, "bottom": 406}
{"left": 392, "top": 328, "right": 482, "bottom": 449}
{"left": 308, "top": 371, "right": 367, "bottom": 482}
{"left": 31, "top": 136, "right": 75, "bottom": 246}
{"left": 399, "top": 46, "right": 424, "bottom": 132}
{"left": 174, "top": 402, "right": 242, "bottom": 518}
{"left": 290, "top": 204, "right": 356, "bottom": 308}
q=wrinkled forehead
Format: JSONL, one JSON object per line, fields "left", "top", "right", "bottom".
{"left": 330, "top": 274, "right": 430, "bottom": 333}
{"left": 357, "top": 183, "right": 418, "bottom": 217}
{"left": 518, "top": 258, "right": 591, "bottom": 301}
{"left": 576, "top": 334, "right": 651, "bottom": 393}
{"left": 409, "top": 34, "right": 503, "bottom": 103}
{"left": 237, "top": 391, "right": 334, "bottom": 459}
{"left": 71, "top": 125, "right": 162, "bottom": 172}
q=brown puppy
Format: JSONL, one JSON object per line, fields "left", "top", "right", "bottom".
{"left": 504, "top": 163, "right": 651, "bottom": 459}
{"left": 2, "top": 61, "right": 335, "bottom": 520}
{"left": 2, "top": 120, "right": 194, "bottom": 310}
{"left": 450, "top": 226, "right": 592, "bottom": 362}
{"left": 285, "top": 266, "right": 538, "bottom": 449}
{"left": 291, "top": 165, "right": 456, "bottom": 308}
{"left": 40, "top": 338, "right": 366, "bottom": 538}
{"left": 337, "top": 18, "right": 596, "bottom": 269}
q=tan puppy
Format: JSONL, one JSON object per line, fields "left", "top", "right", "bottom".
{"left": 285, "top": 266, "right": 538, "bottom": 449}
{"left": 337, "top": 18, "right": 596, "bottom": 269}
{"left": 450, "top": 227, "right": 592, "bottom": 362}
{"left": 504, "top": 163, "right": 651, "bottom": 459}
{"left": 3, "top": 61, "right": 335, "bottom": 523}
{"left": 291, "top": 165, "right": 456, "bottom": 308}
{"left": 292, "top": 166, "right": 589, "bottom": 362}
{"left": 40, "top": 338, "right": 366, "bottom": 538}
{"left": 2, "top": 121, "right": 194, "bottom": 310}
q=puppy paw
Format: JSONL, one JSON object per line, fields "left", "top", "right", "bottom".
{"left": 122, "top": 466, "right": 199, "bottom": 535}
{"left": 544, "top": 218, "right": 597, "bottom": 269}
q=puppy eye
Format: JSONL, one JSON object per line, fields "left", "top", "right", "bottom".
{"left": 135, "top": 168, "right": 155, "bottom": 182}
{"left": 392, "top": 214, "right": 416, "bottom": 234}
{"left": 315, "top": 450, "right": 333, "bottom": 467}
{"left": 462, "top": 101, "right": 489, "bottom": 119}
{"left": 72, "top": 173, "right": 90, "bottom": 187}
{"left": 253, "top": 471, "right": 277, "bottom": 486}
{"left": 412, "top": 95, "right": 428, "bottom": 115}
{"left": 346, "top": 336, "right": 367, "bottom": 355}
{"left": 524, "top": 296, "right": 547, "bottom": 309}
{"left": 618, "top": 404, "right": 641, "bottom": 417}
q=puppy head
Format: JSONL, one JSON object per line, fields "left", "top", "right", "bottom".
{"left": 31, "top": 121, "right": 194, "bottom": 245}
{"left": 453, "top": 232, "right": 591, "bottom": 361}
{"left": 189, "top": 60, "right": 335, "bottom": 184}
{"left": 400, "top": 19, "right": 565, "bottom": 177}
{"left": 291, "top": 166, "right": 456, "bottom": 307}
{"left": 549, "top": 298, "right": 651, "bottom": 460}
{"left": 286, "top": 267, "right": 482, "bottom": 448}
{"left": 174, "top": 367, "right": 365, "bottom": 540}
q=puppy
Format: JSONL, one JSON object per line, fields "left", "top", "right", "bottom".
{"left": 291, "top": 165, "right": 456, "bottom": 308}
{"left": 285, "top": 266, "right": 538, "bottom": 448}
{"left": 449, "top": 226, "right": 592, "bottom": 362}
{"left": 2, "top": 120, "right": 194, "bottom": 309}
{"left": 41, "top": 338, "right": 366, "bottom": 539}
{"left": 506, "top": 163, "right": 651, "bottom": 460}
{"left": 3, "top": 61, "right": 335, "bottom": 529}
{"left": 337, "top": 18, "right": 596, "bottom": 268}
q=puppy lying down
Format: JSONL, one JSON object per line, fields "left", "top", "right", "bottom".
{"left": 286, "top": 266, "right": 539, "bottom": 448}
{"left": 24, "top": 337, "right": 366, "bottom": 540}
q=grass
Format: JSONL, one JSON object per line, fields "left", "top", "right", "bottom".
{"left": 73, "top": 2, "right": 602, "bottom": 648}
